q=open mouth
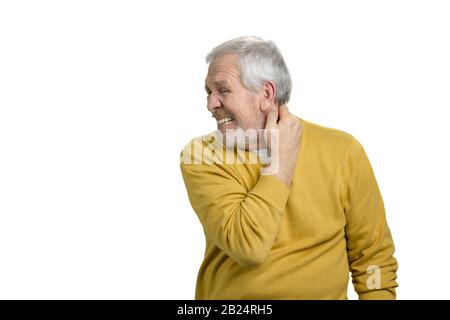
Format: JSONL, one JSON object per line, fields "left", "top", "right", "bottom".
{"left": 216, "top": 117, "right": 234, "bottom": 125}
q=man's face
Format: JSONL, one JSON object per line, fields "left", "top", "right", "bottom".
{"left": 205, "top": 54, "right": 267, "bottom": 147}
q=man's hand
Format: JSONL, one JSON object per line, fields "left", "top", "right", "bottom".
{"left": 261, "top": 104, "right": 303, "bottom": 187}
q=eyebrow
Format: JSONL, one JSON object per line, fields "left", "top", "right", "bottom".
{"left": 204, "top": 80, "right": 230, "bottom": 91}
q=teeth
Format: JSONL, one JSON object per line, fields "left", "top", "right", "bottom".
{"left": 217, "top": 117, "right": 234, "bottom": 125}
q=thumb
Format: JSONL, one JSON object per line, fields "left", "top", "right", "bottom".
{"left": 265, "top": 106, "right": 278, "bottom": 130}
{"left": 279, "top": 104, "right": 289, "bottom": 120}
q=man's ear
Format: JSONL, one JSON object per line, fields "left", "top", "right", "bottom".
{"left": 259, "top": 81, "right": 277, "bottom": 112}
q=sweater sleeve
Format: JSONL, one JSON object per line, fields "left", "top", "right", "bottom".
{"left": 342, "top": 137, "right": 399, "bottom": 300}
{"left": 180, "top": 151, "right": 290, "bottom": 268}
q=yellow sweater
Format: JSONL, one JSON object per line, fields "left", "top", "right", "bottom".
{"left": 180, "top": 118, "right": 398, "bottom": 300}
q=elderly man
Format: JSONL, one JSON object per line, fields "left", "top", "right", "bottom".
{"left": 179, "top": 36, "right": 398, "bottom": 300}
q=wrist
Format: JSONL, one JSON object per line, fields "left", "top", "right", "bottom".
{"left": 275, "top": 172, "right": 292, "bottom": 188}
{"left": 261, "top": 165, "right": 292, "bottom": 188}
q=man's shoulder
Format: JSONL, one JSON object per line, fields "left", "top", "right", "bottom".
{"left": 301, "top": 118, "right": 354, "bottom": 141}
{"left": 300, "top": 118, "right": 360, "bottom": 156}
{"left": 179, "top": 130, "right": 224, "bottom": 166}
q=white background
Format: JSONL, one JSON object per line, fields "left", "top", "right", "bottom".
{"left": 1, "top": 0, "right": 449, "bottom": 299}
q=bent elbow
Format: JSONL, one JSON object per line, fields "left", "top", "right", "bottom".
{"left": 235, "top": 249, "right": 270, "bottom": 268}
{"left": 222, "top": 206, "right": 276, "bottom": 268}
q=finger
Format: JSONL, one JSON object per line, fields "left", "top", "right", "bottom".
{"left": 265, "top": 105, "right": 278, "bottom": 130}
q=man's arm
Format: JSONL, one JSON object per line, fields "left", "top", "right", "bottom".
{"left": 180, "top": 105, "right": 302, "bottom": 268}
{"left": 180, "top": 157, "right": 290, "bottom": 267}
{"left": 342, "top": 137, "right": 399, "bottom": 299}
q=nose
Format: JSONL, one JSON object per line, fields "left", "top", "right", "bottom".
{"left": 207, "top": 92, "right": 222, "bottom": 114}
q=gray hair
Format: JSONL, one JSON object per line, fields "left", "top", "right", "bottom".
{"left": 205, "top": 36, "right": 292, "bottom": 105}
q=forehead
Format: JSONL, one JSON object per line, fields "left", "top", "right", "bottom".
{"left": 205, "top": 54, "right": 240, "bottom": 87}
